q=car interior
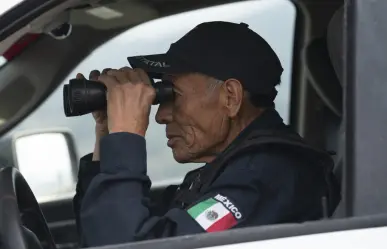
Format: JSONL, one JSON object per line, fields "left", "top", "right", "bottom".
{"left": 0, "top": 0, "right": 387, "bottom": 249}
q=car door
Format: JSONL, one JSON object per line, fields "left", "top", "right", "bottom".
{"left": 1, "top": 1, "right": 297, "bottom": 248}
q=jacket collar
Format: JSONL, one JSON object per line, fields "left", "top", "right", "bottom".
{"left": 230, "top": 108, "right": 284, "bottom": 145}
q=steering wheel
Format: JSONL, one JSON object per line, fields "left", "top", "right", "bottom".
{"left": 0, "top": 166, "right": 56, "bottom": 249}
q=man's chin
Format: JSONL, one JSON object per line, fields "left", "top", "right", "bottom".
{"left": 172, "top": 152, "right": 190, "bottom": 164}
{"left": 171, "top": 148, "right": 191, "bottom": 163}
{"left": 171, "top": 148, "right": 210, "bottom": 164}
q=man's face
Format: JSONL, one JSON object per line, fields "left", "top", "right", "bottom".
{"left": 155, "top": 73, "right": 230, "bottom": 163}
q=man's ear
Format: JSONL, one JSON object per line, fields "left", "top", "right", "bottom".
{"left": 221, "top": 78, "right": 244, "bottom": 118}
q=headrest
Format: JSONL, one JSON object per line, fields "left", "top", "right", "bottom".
{"left": 305, "top": 6, "right": 344, "bottom": 116}
{"left": 327, "top": 6, "right": 344, "bottom": 84}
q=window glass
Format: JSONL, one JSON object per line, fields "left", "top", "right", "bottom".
{"left": 13, "top": 0, "right": 296, "bottom": 201}
{"left": 0, "top": 56, "right": 6, "bottom": 68}
{"left": 0, "top": 0, "right": 25, "bottom": 16}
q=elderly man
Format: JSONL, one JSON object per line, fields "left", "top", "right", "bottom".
{"left": 73, "top": 21, "right": 340, "bottom": 247}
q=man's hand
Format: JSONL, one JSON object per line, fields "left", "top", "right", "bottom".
{"left": 76, "top": 68, "right": 112, "bottom": 161}
{"left": 76, "top": 68, "right": 111, "bottom": 136}
{"left": 98, "top": 67, "right": 156, "bottom": 137}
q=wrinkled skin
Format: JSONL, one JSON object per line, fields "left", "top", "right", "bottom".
{"left": 156, "top": 73, "right": 262, "bottom": 164}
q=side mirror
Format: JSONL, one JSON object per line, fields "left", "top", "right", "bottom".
{"left": 12, "top": 129, "right": 78, "bottom": 202}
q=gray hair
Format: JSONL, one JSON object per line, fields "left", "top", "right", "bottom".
{"left": 207, "top": 78, "right": 224, "bottom": 94}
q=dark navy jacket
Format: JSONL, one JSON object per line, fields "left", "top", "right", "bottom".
{"left": 73, "top": 109, "right": 341, "bottom": 247}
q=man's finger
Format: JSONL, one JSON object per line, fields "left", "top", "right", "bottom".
{"left": 125, "top": 68, "right": 142, "bottom": 84}
{"left": 107, "top": 69, "right": 130, "bottom": 84}
{"left": 119, "top": 67, "right": 140, "bottom": 84}
{"left": 119, "top": 66, "right": 132, "bottom": 72}
{"left": 118, "top": 67, "right": 151, "bottom": 85}
{"left": 134, "top": 68, "right": 153, "bottom": 86}
{"left": 89, "top": 70, "right": 100, "bottom": 81}
{"left": 102, "top": 68, "right": 112, "bottom": 75}
{"left": 76, "top": 73, "right": 85, "bottom": 79}
{"left": 98, "top": 74, "right": 119, "bottom": 89}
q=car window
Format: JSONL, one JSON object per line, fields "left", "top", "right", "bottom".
{"left": 0, "top": 0, "right": 25, "bottom": 16}
{"left": 12, "top": 0, "right": 296, "bottom": 202}
{"left": 0, "top": 56, "right": 5, "bottom": 68}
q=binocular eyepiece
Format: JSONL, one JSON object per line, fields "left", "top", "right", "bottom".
{"left": 63, "top": 78, "right": 174, "bottom": 117}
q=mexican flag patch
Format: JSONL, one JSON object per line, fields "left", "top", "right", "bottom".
{"left": 187, "top": 194, "right": 242, "bottom": 232}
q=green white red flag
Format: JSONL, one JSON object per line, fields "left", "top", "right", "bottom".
{"left": 187, "top": 194, "right": 241, "bottom": 232}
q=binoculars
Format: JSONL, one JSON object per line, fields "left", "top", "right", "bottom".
{"left": 63, "top": 78, "right": 174, "bottom": 117}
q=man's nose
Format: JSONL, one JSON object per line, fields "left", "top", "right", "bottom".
{"left": 155, "top": 102, "right": 173, "bottom": 124}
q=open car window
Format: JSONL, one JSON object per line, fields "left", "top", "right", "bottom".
{"left": 0, "top": 0, "right": 25, "bottom": 17}
{"left": 11, "top": 0, "right": 296, "bottom": 202}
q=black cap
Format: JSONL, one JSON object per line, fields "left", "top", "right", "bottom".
{"left": 127, "top": 21, "right": 283, "bottom": 96}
